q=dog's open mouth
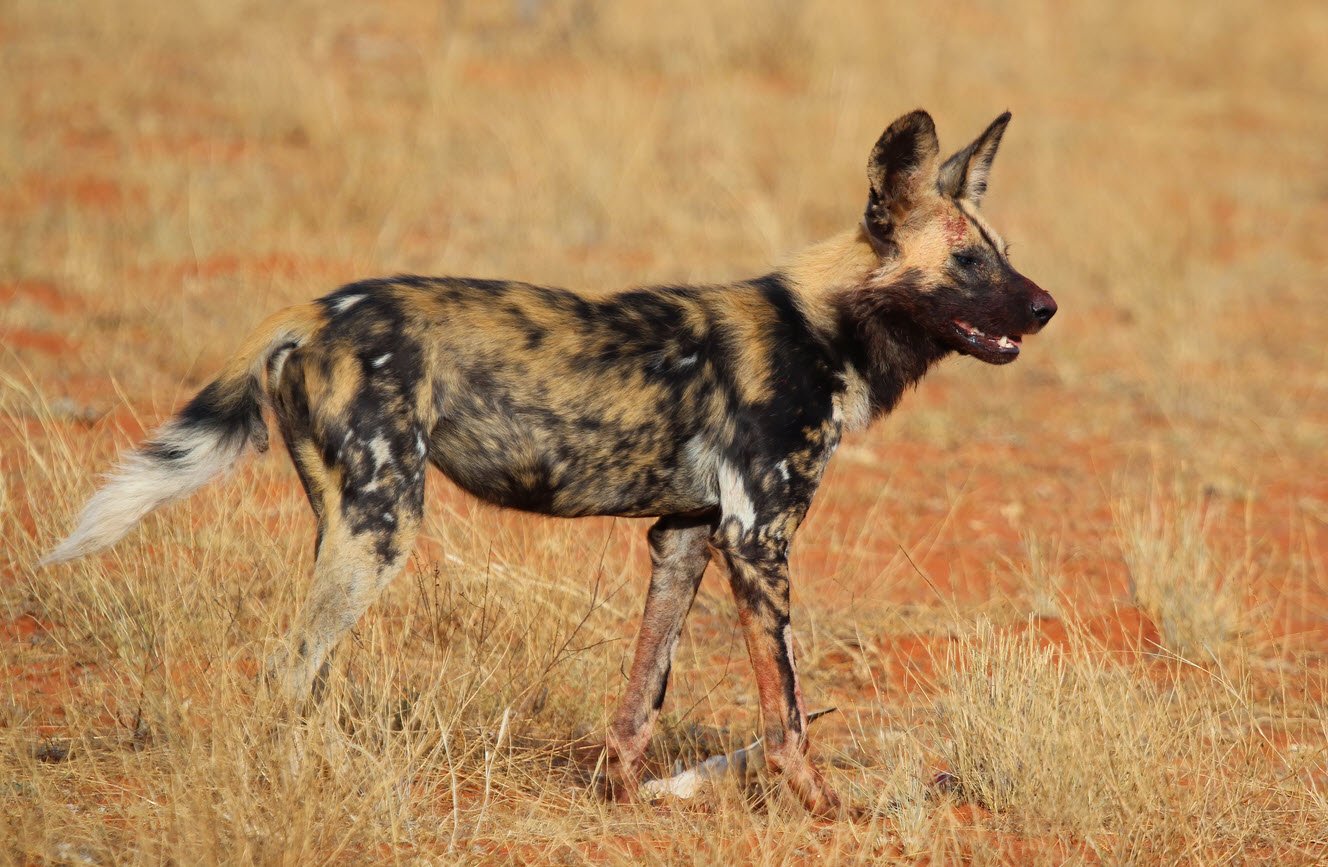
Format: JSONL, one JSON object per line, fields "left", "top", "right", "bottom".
{"left": 953, "top": 319, "right": 1021, "bottom": 360}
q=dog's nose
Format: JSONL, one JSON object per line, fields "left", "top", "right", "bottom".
{"left": 1030, "top": 292, "right": 1057, "bottom": 327}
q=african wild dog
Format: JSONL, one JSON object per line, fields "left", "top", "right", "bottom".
{"left": 44, "top": 109, "right": 1055, "bottom": 816}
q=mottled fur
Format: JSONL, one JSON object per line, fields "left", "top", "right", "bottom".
{"left": 45, "top": 109, "right": 1056, "bottom": 817}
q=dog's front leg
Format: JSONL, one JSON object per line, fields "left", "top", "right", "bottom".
{"left": 604, "top": 512, "right": 715, "bottom": 799}
{"left": 714, "top": 521, "right": 841, "bottom": 817}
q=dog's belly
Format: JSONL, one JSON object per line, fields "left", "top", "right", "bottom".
{"left": 427, "top": 411, "right": 719, "bottom": 519}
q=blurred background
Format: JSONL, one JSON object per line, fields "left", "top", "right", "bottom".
{"left": 3, "top": 1, "right": 1327, "bottom": 861}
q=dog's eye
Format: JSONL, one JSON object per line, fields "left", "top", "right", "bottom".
{"left": 952, "top": 251, "right": 981, "bottom": 269}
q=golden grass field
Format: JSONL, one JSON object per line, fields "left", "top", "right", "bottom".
{"left": 3, "top": 0, "right": 1327, "bottom": 862}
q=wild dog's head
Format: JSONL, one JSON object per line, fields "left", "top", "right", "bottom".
{"left": 854, "top": 109, "right": 1056, "bottom": 366}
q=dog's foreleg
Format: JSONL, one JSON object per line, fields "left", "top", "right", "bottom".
{"left": 718, "top": 531, "right": 842, "bottom": 817}
{"left": 603, "top": 512, "right": 714, "bottom": 799}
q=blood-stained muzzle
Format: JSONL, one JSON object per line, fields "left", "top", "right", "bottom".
{"left": 1016, "top": 274, "right": 1056, "bottom": 333}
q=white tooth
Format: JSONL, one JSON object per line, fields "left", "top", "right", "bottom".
{"left": 998, "top": 336, "right": 1013, "bottom": 348}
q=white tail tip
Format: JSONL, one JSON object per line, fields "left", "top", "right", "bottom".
{"left": 41, "top": 420, "right": 249, "bottom": 566}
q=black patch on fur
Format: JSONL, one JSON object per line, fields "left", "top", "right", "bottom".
{"left": 864, "top": 110, "right": 939, "bottom": 250}
{"left": 651, "top": 664, "right": 671, "bottom": 711}
{"left": 750, "top": 273, "right": 842, "bottom": 444}
{"left": 142, "top": 376, "right": 265, "bottom": 462}
{"left": 835, "top": 269, "right": 950, "bottom": 416}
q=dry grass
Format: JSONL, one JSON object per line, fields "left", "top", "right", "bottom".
{"left": 940, "top": 621, "right": 1181, "bottom": 835}
{"left": 3, "top": 0, "right": 1328, "bottom": 863}
{"left": 1011, "top": 531, "right": 1069, "bottom": 622}
{"left": 938, "top": 620, "right": 1323, "bottom": 862}
{"left": 1115, "top": 480, "right": 1247, "bottom": 661}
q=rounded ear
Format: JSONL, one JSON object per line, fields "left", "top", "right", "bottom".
{"left": 864, "top": 110, "right": 941, "bottom": 253}
{"left": 937, "top": 111, "right": 1011, "bottom": 206}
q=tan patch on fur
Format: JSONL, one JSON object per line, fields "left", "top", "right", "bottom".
{"left": 956, "top": 197, "right": 1009, "bottom": 253}
{"left": 321, "top": 350, "right": 363, "bottom": 420}
{"left": 714, "top": 288, "right": 778, "bottom": 405}
{"left": 209, "top": 302, "right": 325, "bottom": 404}
{"left": 870, "top": 200, "right": 950, "bottom": 284}
{"left": 781, "top": 228, "right": 879, "bottom": 332}
{"left": 859, "top": 196, "right": 989, "bottom": 289}
{"left": 293, "top": 438, "right": 339, "bottom": 512}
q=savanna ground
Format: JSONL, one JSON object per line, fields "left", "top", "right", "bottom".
{"left": 3, "top": 1, "right": 1327, "bottom": 863}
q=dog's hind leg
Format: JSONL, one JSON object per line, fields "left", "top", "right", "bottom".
{"left": 267, "top": 421, "right": 427, "bottom": 704}
{"left": 603, "top": 511, "right": 715, "bottom": 799}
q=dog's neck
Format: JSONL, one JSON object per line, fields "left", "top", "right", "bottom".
{"left": 782, "top": 227, "right": 949, "bottom": 424}
{"left": 836, "top": 306, "right": 948, "bottom": 420}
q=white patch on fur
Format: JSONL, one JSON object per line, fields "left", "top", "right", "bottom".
{"left": 684, "top": 434, "right": 719, "bottom": 500}
{"left": 367, "top": 436, "right": 393, "bottom": 470}
{"left": 415, "top": 431, "right": 427, "bottom": 457}
{"left": 775, "top": 460, "right": 791, "bottom": 482}
{"left": 718, "top": 460, "right": 756, "bottom": 531}
{"left": 333, "top": 294, "right": 365, "bottom": 313}
{"left": 676, "top": 353, "right": 698, "bottom": 369}
{"left": 834, "top": 365, "right": 873, "bottom": 432}
{"left": 783, "top": 623, "right": 806, "bottom": 714}
{"left": 372, "top": 353, "right": 392, "bottom": 368}
{"left": 268, "top": 345, "right": 295, "bottom": 386}
{"left": 41, "top": 420, "right": 248, "bottom": 565}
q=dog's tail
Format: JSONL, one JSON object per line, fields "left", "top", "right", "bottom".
{"left": 41, "top": 302, "right": 325, "bottom": 566}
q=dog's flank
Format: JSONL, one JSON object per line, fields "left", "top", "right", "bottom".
{"left": 44, "top": 109, "right": 1056, "bottom": 817}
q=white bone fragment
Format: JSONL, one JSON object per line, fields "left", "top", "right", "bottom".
{"left": 640, "top": 708, "right": 837, "bottom": 800}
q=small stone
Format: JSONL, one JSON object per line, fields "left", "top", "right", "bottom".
{"left": 35, "top": 740, "right": 71, "bottom": 763}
